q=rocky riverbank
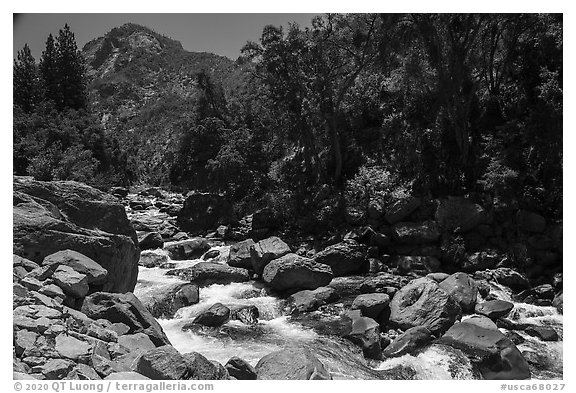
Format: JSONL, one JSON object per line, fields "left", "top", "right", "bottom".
{"left": 13, "top": 177, "right": 563, "bottom": 380}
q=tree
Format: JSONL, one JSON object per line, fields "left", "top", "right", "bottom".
{"left": 13, "top": 44, "right": 42, "bottom": 113}
{"left": 39, "top": 34, "right": 59, "bottom": 106}
{"left": 55, "top": 24, "right": 87, "bottom": 110}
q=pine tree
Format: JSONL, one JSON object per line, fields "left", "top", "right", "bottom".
{"left": 39, "top": 34, "right": 59, "bottom": 107}
{"left": 13, "top": 44, "right": 41, "bottom": 113}
{"left": 55, "top": 24, "right": 87, "bottom": 110}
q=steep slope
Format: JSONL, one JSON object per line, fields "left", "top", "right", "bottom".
{"left": 82, "top": 23, "right": 247, "bottom": 186}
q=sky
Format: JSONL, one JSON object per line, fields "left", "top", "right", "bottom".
{"left": 13, "top": 14, "right": 318, "bottom": 61}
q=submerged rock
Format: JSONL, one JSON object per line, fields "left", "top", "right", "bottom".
{"left": 255, "top": 347, "right": 332, "bottom": 380}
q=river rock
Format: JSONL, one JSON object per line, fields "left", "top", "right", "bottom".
{"left": 392, "top": 221, "right": 440, "bottom": 244}
{"left": 382, "top": 326, "right": 433, "bottom": 358}
{"left": 436, "top": 197, "right": 488, "bottom": 233}
{"left": 525, "top": 326, "right": 559, "bottom": 341}
{"left": 230, "top": 305, "right": 259, "bottom": 325}
{"left": 250, "top": 236, "right": 291, "bottom": 275}
{"left": 255, "top": 347, "right": 331, "bottom": 380}
{"left": 262, "top": 253, "right": 334, "bottom": 292}
{"left": 135, "top": 345, "right": 188, "bottom": 380}
{"left": 389, "top": 277, "right": 461, "bottom": 335}
{"left": 227, "top": 239, "right": 256, "bottom": 269}
{"left": 385, "top": 197, "right": 421, "bottom": 224}
{"left": 351, "top": 293, "right": 390, "bottom": 320}
{"left": 177, "top": 192, "right": 233, "bottom": 232}
{"left": 183, "top": 352, "right": 229, "bottom": 380}
{"left": 437, "top": 319, "right": 531, "bottom": 379}
{"left": 166, "top": 262, "right": 249, "bottom": 287}
{"left": 475, "top": 300, "right": 514, "bottom": 320}
{"left": 137, "top": 282, "right": 199, "bottom": 319}
{"left": 192, "top": 303, "right": 230, "bottom": 327}
{"left": 284, "top": 287, "right": 338, "bottom": 314}
{"left": 138, "top": 251, "right": 169, "bottom": 268}
{"left": 81, "top": 292, "right": 170, "bottom": 346}
{"left": 225, "top": 356, "right": 257, "bottom": 380}
{"left": 473, "top": 268, "right": 530, "bottom": 290}
{"left": 341, "top": 310, "right": 381, "bottom": 359}
{"left": 139, "top": 232, "right": 164, "bottom": 251}
{"left": 313, "top": 240, "right": 368, "bottom": 276}
{"left": 43, "top": 249, "right": 108, "bottom": 286}
{"left": 439, "top": 272, "right": 478, "bottom": 312}
{"left": 164, "top": 238, "right": 210, "bottom": 260}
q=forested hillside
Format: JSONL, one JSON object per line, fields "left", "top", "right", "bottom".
{"left": 14, "top": 14, "right": 562, "bottom": 229}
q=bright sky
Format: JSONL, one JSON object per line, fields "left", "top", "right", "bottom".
{"left": 13, "top": 14, "right": 318, "bottom": 61}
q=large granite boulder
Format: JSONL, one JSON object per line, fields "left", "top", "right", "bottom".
{"left": 164, "top": 238, "right": 210, "bottom": 260}
{"left": 135, "top": 345, "right": 188, "bottom": 380}
{"left": 43, "top": 249, "right": 108, "bottom": 286}
{"left": 341, "top": 310, "right": 382, "bottom": 359}
{"left": 439, "top": 272, "right": 478, "bottom": 312}
{"left": 166, "top": 262, "right": 249, "bottom": 287}
{"left": 313, "top": 240, "right": 368, "bottom": 276}
{"left": 255, "top": 347, "right": 331, "bottom": 380}
{"left": 227, "top": 239, "right": 256, "bottom": 270}
{"left": 176, "top": 192, "right": 233, "bottom": 233}
{"left": 475, "top": 300, "right": 515, "bottom": 320}
{"left": 389, "top": 277, "right": 461, "bottom": 335}
{"left": 351, "top": 293, "right": 390, "bottom": 320}
{"left": 473, "top": 268, "right": 530, "bottom": 291}
{"left": 437, "top": 319, "right": 531, "bottom": 379}
{"left": 435, "top": 197, "right": 488, "bottom": 233}
{"left": 81, "top": 292, "right": 170, "bottom": 346}
{"left": 190, "top": 303, "right": 230, "bottom": 327}
{"left": 284, "top": 287, "right": 338, "bottom": 314}
{"left": 13, "top": 177, "right": 139, "bottom": 293}
{"left": 225, "top": 356, "right": 257, "bottom": 380}
{"left": 262, "top": 253, "right": 333, "bottom": 292}
{"left": 250, "top": 237, "right": 291, "bottom": 275}
{"left": 138, "top": 232, "right": 164, "bottom": 251}
{"left": 183, "top": 352, "right": 229, "bottom": 380}
{"left": 382, "top": 326, "right": 433, "bottom": 358}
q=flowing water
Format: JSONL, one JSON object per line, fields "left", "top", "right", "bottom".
{"left": 134, "top": 248, "right": 563, "bottom": 380}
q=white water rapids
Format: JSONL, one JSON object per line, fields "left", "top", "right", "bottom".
{"left": 133, "top": 248, "right": 563, "bottom": 380}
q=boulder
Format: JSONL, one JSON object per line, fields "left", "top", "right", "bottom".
{"left": 68, "top": 364, "right": 102, "bottom": 380}
{"left": 13, "top": 255, "right": 40, "bottom": 272}
{"left": 183, "top": 352, "right": 229, "bottom": 380}
{"left": 227, "top": 239, "right": 256, "bottom": 270}
{"left": 473, "top": 268, "right": 530, "bottom": 290}
{"left": 351, "top": 293, "right": 390, "bottom": 320}
{"left": 225, "top": 356, "right": 257, "bottom": 380}
{"left": 552, "top": 292, "right": 563, "bottom": 313}
{"left": 137, "top": 282, "right": 199, "bottom": 319}
{"left": 284, "top": 287, "right": 338, "bottom": 314}
{"left": 525, "top": 326, "right": 559, "bottom": 341}
{"left": 394, "top": 255, "right": 441, "bottom": 274}
{"left": 250, "top": 237, "right": 291, "bottom": 275}
{"left": 435, "top": 197, "right": 488, "bottom": 233}
{"left": 13, "top": 177, "right": 139, "bottom": 293}
{"left": 109, "top": 187, "right": 128, "bottom": 198}
{"left": 192, "top": 303, "right": 230, "bottom": 327}
{"left": 164, "top": 238, "right": 210, "bottom": 260}
{"left": 52, "top": 265, "right": 89, "bottom": 298}
{"left": 255, "top": 348, "right": 331, "bottom": 380}
{"left": 262, "top": 253, "right": 334, "bottom": 292}
{"left": 41, "top": 358, "right": 75, "bottom": 379}
{"left": 439, "top": 272, "right": 478, "bottom": 312}
{"left": 166, "top": 262, "right": 249, "bottom": 287}
{"left": 81, "top": 292, "right": 170, "bottom": 346}
{"left": 389, "top": 277, "right": 461, "bottom": 336}
{"left": 475, "top": 300, "right": 514, "bottom": 320}
{"left": 138, "top": 251, "right": 169, "bottom": 268}
{"left": 176, "top": 192, "right": 233, "bottom": 232}
{"left": 341, "top": 310, "right": 381, "bottom": 359}
{"left": 230, "top": 305, "right": 259, "bottom": 325}
{"left": 392, "top": 221, "right": 440, "bottom": 244}
{"left": 117, "top": 333, "right": 156, "bottom": 353}
{"left": 55, "top": 334, "right": 91, "bottom": 360}
{"left": 437, "top": 319, "right": 531, "bottom": 379}
{"left": 14, "top": 330, "right": 39, "bottom": 357}
{"left": 426, "top": 272, "right": 450, "bottom": 282}
{"left": 135, "top": 345, "right": 188, "bottom": 380}
{"left": 516, "top": 210, "right": 546, "bottom": 233}
{"left": 382, "top": 326, "right": 433, "bottom": 358}
{"left": 462, "top": 251, "right": 501, "bottom": 272}
{"left": 43, "top": 249, "right": 108, "bottom": 286}
{"left": 139, "top": 232, "right": 164, "bottom": 251}
{"left": 385, "top": 197, "right": 421, "bottom": 224}
{"left": 313, "top": 240, "right": 368, "bottom": 276}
